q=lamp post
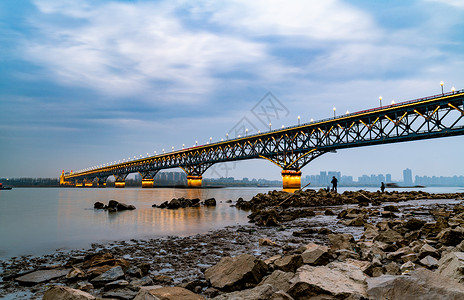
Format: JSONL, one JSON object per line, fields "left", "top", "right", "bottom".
{"left": 195, "top": 140, "right": 198, "bottom": 146}
{"left": 298, "top": 115, "right": 300, "bottom": 125}
{"left": 391, "top": 100, "right": 395, "bottom": 105}
{"left": 281, "top": 125, "right": 284, "bottom": 129}
{"left": 269, "top": 122, "right": 272, "bottom": 131}
{"left": 440, "top": 81, "right": 444, "bottom": 95}
{"left": 245, "top": 128, "right": 248, "bottom": 136}
{"left": 226, "top": 133, "right": 229, "bottom": 140}
{"left": 209, "top": 137, "right": 212, "bottom": 143}
{"left": 379, "top": 96, "right": 382, "bottom": 107}
{"left": 346, "top": 110, "right": 349, "bottom": 115}
{"left": 451, "top": 86, "right": 456, "bottom": 94}
{"left": 172, "top": 146, "right": 174, "bottom": 152}
{"left": 333, "top": 107, "right": 336, "bottom": 118}
{"left": 182, "top": 144, "right": 185, "bottom": 149}
{"left": 310, "top": 118, "right": 314, "bottom": 122}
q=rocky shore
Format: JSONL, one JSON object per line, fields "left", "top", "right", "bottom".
{"left": 1, "top": 189, "right": 464, "bottom": 299}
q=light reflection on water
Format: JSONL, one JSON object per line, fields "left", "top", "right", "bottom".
{"left": 0, "top": 186, "right": 462, "bottom": 259}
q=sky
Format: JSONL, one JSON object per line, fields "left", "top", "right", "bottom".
{"left": 0, "top": 0, "right": 463, "bottom": 181}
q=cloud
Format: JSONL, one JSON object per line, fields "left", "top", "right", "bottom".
{"left": 25, "top": 0, "right": 272, "bottom": 104}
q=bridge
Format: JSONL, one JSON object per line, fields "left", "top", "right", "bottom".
{"left": 61, "top": 89, "right": 464, "bottom": 189}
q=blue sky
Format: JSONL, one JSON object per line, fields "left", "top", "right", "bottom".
{"left": 1, "top": 0, "right": 463, "bottom": 181}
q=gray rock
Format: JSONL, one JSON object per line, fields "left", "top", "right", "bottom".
{"left": 213, "top": 283, "right": 276, "bottom": 300}
{"left": 90, "top": 266, "right": 124, "bottom": 287}
{"left": 134, "top": 286, "right": 204, "bottom": 300}
{"left": 204, "top": 198, "right": 217, "bottom": 206}
{"left": 269, "top": 291, "right": 294, "bottom": 300}
{"left": 328, "top": 233, "right": 355, "bottom": 251}
{"left": 419, "top": 255, "right": 438, "bottom": 268}
{"left": 437, "top": 252, "right": 464, "bottom": 283}
{"left": 130, "top": 275, "right": 154, "bottom": 287}
{"left": 288, "top": 262, "right": 367, "bottom": 299}
{"left": 274, "top": 255, "right": 303, "bottom": 273}
{"left": 43, "top": 286, "right": 96, "bottom": 300}
{"left": 15, "top": 268, "right": 70, "bottom": 286}
{"left": 102, "top": 288, "right": 138, "bottom": 300}
{"left": 104, "top": 279, "right": 129, "bottom": 291}
{"left": 258, "top": 270, "right": 293, "bottom": 293}
{"left": 419, "top": 243, "right": 438, "bottom": 259}
{"left": 367, "top": 268, "right": 464, "bottom": 300}
{"left": 205, "top": 254, "right": 269, "bottom": 291}
{"left": 301, "top": 243, "right": 331, "bottom": 266}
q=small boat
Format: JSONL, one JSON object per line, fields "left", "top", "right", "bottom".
{"left": 0, "top": 183, "right": 12, "bottom": 190}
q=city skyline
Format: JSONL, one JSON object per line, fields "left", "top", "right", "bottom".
{"left": 1, "top": 1, "right": 463, "bottom": 180}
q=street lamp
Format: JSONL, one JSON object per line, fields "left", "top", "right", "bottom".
{"left": 281, "top": 125, "right": 284, "bottom": 129}
{"left": 162, "top": 149, "right": 165, "bottom": 154}
{"left": 245, "top": 128, "right": 248, "bottom": 136}
{"left": 346, "top": 110, "right": 349, "bottom": 115}
{"left": 440, "top": 81, "right": 444, "bottom": 95}
{"left": 379, "top": 96, "right": 382, "bottom": 107}
{"left": 451, "top": 86, "right": 456, "bottom": 93}
{"left": 310, "top": 118, "right": 314, "bottom": 122}
{"left": 226, "top": 133, "right": 229, "bottom": 140}
{"left": 269, "top": 122, "right": 272, "bottom": 131}
{"left": 210, "top": 137, "right": 212, "bottom": 143}
{"left": 195, "top": 140, "right": 198, "bottom": 146}
{"left": 182, "top": 144, "right": 185, "bottom": 149}
{"left": 391, "top": 100, "right": 395, "bottom": 105}
{"left": 154, "top": 151, "right": 156, "bottom": 155}
{"left": 298, "top": 115, "right": 301, "bottom": 125}
{"left": 333, "top": 107, "right": 336, "bottom": 118}
{"left": 172, "top": 146, "right": 174, "bottom": 152}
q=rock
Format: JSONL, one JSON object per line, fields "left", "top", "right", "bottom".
{"left": 76, "top": 281, "right": 93, "bottom": 291}
{"left": 288, "top": 262, "right": 367, "bottom": 299}
{"left": 66, "top": 267, "right": 86, "bottom": 280}
{"left": 274, "top": 255, "right": 303, "bottom": 273}
{"left": 130, "top": 276, "right": 154, "bottom": 287}
{"left": 437, "top": 228, "right": 464, "bottom": 246}
{"left": 386, "top": 246, "right": 413, "bottom": 260}
{"left": 152, "top": 274, "right": 173, "bottom": 285}
{"left": 367, "top": 268, "right": 464, "bottom": 300}
{"left": 94, "top": 202, "right": 105, "bottom": 209}
{"left": 204, "top": 198, "right": 217, "bottom": 206}
{"left": 301, "top": 243, "right": 331, "bottom": 266}
{"left": 328, "top": 233, "right": 355, "bottom": 251}
{"left": 126, "top": 265, "right": 143, "bottom": 278}
{"left": 385, "top": 262, "right": 400, "bottom": 275}
{"left": 374, "top": 229, "right": 403, "bottom": 244}
{"left": 205, "top": 254, "right": 269, "bottom": 291}
{"left": 213, "top": 283, "right": 276, "bottom": 300}
{"left": 259, "top": 238, "right": 278, "bottom": 247}
{"left": 400, "top": 261, "right": 415, "bottom": 274}
{"left": 104, "top": 279, "right": 129, "bottom": 291}
{"left": 258, "top": 270, "right": 293, "bottom": 293}
{"left": 401, "top": 253, "right": 419, "bottom": 263}
{"left": 102, "top": 288, "right": 138, "bottom": 300}
{"left": 335, "top": 249, "right": 360, "bottom": 261}
{"left": 405, "top": 218, "right": 426, "bottom": 231}
{"left": 344, "top": 259, "right": 373, "bottom": 276}
{"left": 108, "top": 199, "right": 119, "bottom": 208}
{"left": 43, "top": 286, "right": 96, "bottom": 300}
{"left": 117, "top": 202, "right": 136, "bottom": 210}
{"left": 343, "top": 216, "right": 366, "bottom": 226}
{"left": 134, "top": 286, "right": 205, "bottom": 300}
{"left": 437, "top": 252, "right": 464, "bottom": 283}
{"left": 419, "top": 244, "right": 438, "bottom": 259}
{"left": 324, "top": 209, "right": 335, "bottom": 215}
{"left": 383, "top": 205, "right": 400, "bottom": 212}
{"left": 15, "top": 268, "right": 70, "bottom": 286}
{"left": 419, "top": 255, "right": 438, "bottom": 268}
{"left": 90, "top": 266, "right": 124, "bottom": 287}
{"left": 269, "top": 291, "right": 294, "bottom": 300}
{"left": 249, "top": 208, "right": 280, "bottom": 226}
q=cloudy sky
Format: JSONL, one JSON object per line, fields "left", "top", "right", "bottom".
{"left": 1, "top": 0, "right": 463, "bottom": 181}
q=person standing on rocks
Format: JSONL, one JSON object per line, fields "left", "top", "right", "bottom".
{"left": 331, "top": 176, "right": 338, "bottom": 193}
{"left": 381, "top": 182, "right": 385, "bottom": 193}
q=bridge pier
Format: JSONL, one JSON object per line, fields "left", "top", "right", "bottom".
{"left": 142, "top": 179, "right": 154, "bottom": 188}
{"left": 75, "top": 181, "right": 84, "bottom": 187}
{"left": 97, "top": 182, "right": 106, "bottom": 188}
{"left": 187, "top": 175, "right": 202, "bottom": 188}
{"left": 282, "top": 170, "right": 301, "bottom": 189}
{"left": 115, "top": 182, "right": 125, "bottom": 188}
{"left": 84, "top": 181, "right": 93, "bottom": 187}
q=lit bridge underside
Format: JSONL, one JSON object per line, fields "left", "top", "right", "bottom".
{"left": 62, "top": 90, "right": 464, "bottom": 189}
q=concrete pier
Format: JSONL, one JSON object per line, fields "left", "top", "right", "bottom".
{"left": 282, "top": 170, "right": 301, "bottom": 189}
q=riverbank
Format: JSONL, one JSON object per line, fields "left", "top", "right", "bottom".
{"left": 1, "top": 190, "right": 464, "bottom": 299}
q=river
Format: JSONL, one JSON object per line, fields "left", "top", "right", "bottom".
{"left": 0, "top": 186, "right": 463, "bottom": 259}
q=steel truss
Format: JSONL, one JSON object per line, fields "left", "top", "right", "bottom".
{"left": 65, "top": 91, "right": 464, "bottom": 184}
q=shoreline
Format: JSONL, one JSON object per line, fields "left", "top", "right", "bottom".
{"left": 1, "top": 190, "right": 464, "bottom": 299}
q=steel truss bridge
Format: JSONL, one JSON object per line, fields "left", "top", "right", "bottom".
{"left": 62, "top": 89, "right": 464, "bottom": 189}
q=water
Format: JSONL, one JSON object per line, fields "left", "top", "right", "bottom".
{"left": 0, "top": 186, "right": 462, "bottom": 259}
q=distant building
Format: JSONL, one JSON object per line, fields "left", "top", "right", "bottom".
{"left": 386, "top": 174, "right": 392, "bottom": 182}
{"left": 403, "top": 168, "right": 413, "bottom": 186}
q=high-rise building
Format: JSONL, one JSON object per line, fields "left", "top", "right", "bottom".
{"left": 386, "top": 174, "right": 392, "bottom": 182}
{"left": 403, "top": 168, "right": 413, "bottom": 186}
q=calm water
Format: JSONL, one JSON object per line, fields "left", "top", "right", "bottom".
{"left": 0, "top": 186, "right": 463, "bottom": 259}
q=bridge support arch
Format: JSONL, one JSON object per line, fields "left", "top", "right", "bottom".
{"left": 97, "top": 176, "right": 108, "bottom": 188}
{"left": 180, "top": 163, "right": 213, "bottom": 188}
{"left": 114, "top": 174, "right": 128, "bottom": 188}
{"left": 139, "top": 170, "right": 160, "bottom": 188}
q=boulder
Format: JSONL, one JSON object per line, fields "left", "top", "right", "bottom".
{"left": 419, "top": 244, "right": 438, "bottom": 259}
{"left": 102, "top": 288, "right": 138, "bottom": 300}
{"left": 205, "top": 254, "right": 269, "bottom": 291}
{"left": 367, "top": 268, "right": 464, "bottom": 300}
{"left": 108, "top": 200, "right": 119, "bottom": 209}
{"left": 204, "top": 198, "right": 217, "bottom": 206}
{"left": 130, "top": 276, "right": 154, "bottom": 287}
{"left": 274, "top": 255, "right": 304, "bottom": 273}
{"left": 328, "top": 233, "right": 355, "bottom": 251}
{"left": 301, "top": 243, "right": 331, "bottom": 266}
{"left": 213, "top": 283, "right": 276, "bottom": 300}
{"left": 43, "top": 286, "right": 96, "bottom": 300}
{"left": 134, "top": 286, "right": 205, "bottom": 300}
{"left": 419, "top": 256, "right": 439, "bottom": 269}
{"left": 104, "top": 279, "right": 129, "bottom": 291}
{"left": 90, "top": 266, "right": 124, "bottom": 287}
{"left": 15, "top": 268, "right": 70, "bottom": 286}
{"left": 437, "top": 252, "right": 464, "bottom": 283}
{"left": 94, "top": 202, "right": 105, "bottom": 209}
{"left": 167, "top": 198, "right": 182, "bottom": 209}
{"left": 437, "top": 228, "right": 464, "bottom": 246}
{"left": 258, "top": 270, "right": 294, "bottom": 293}
{"left": 287, "top": 262, "right": 367, "bottom": 299}
{"left": 374, "top": 229, "right": 403, "bottom": 244}
{"left": 405, "top": 218, "right": 426, "bottom": 231}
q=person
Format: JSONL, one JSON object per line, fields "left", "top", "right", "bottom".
{"left": 331, "top": 176, "right": 338, "bottom": 193}
{"left": 381, "top": 182, "right": 385, "bottom": 193}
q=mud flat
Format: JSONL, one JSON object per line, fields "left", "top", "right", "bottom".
{"left": 1, "top": 190, "right": 464, "bottom": 299}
